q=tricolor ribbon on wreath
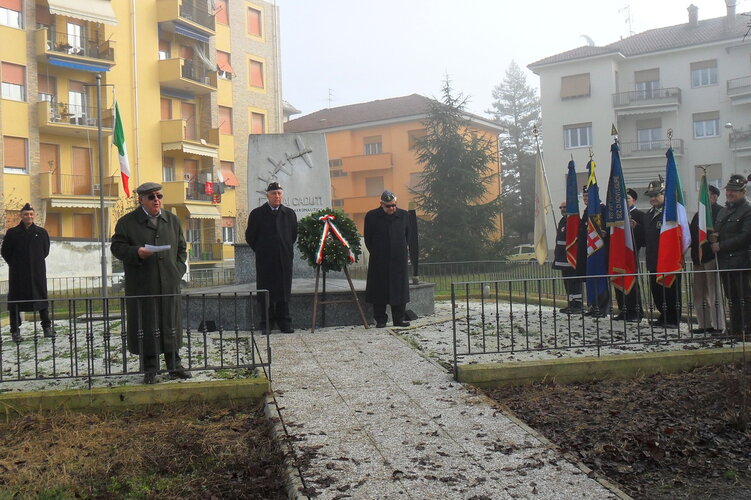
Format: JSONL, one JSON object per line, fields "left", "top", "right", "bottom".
{"left": 315, "top": 214, "right": 355, "bottom": 265}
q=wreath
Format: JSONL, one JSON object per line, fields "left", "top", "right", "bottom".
{"left": 297, "top": 208, "right": 362, "bottom": 272}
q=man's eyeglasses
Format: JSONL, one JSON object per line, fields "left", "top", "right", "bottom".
{"left": 147, "top": 193, "right": 164, "bottom": 200}
{"left": 383, "top": 203, "right": 396, "bottom": 208}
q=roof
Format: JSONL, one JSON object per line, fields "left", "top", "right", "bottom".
{"left": 283, "top": 94, "right": 503, "bottom": 134}
{"left": 528, "top": 11, "right": 750, "bottom": 70}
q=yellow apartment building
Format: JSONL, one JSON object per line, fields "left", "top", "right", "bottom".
{"left": 0, "top": 0, "right": 283, "bottom": 276}
{"left": 284, "top": 94, "right": 504, "bottom": 234}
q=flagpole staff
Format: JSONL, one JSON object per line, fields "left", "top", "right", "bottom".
{"left": 532, "top": 124, "right": 558, "bottom": 230}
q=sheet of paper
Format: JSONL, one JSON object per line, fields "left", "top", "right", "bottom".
{"left": 144, "top": 244, "right": 171, "bottom": 253}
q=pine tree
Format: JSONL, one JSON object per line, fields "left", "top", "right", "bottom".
{"left": 411, "top": 77, "right": 501, "bottom": 261}
{"left": 486, "top": 61, "right": 541, "bottom": 243}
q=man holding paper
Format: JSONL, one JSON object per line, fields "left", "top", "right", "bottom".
{"left": 111, "top": 182, "right": 190, "bottom": 384}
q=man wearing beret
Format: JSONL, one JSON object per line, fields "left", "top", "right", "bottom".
{"left": 364, "top": 190, "right": 412, "bottom": 328}
{"left": 689, "top": 184, "right": 724, "bottom": 334}
{"left": 245, "top": 182, "right": 298, "bottom": 333}
{"left": 111, "top": 182, "right": 190, "bottom": 384}
{"left": 711, "top": 174, "right": 751, "bottom": 340}
{"left": 1, "top": 203, "right": 52, "bottom": 342}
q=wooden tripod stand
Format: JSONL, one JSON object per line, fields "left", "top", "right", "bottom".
{"left": 310, "top": 264, "right": 369, "bottom": 332}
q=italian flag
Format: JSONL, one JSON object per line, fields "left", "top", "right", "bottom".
{"left": 113, "top": 101, "right": 131, "bottom": 197}
{"left": 697, "top": 172, "right": 713, "bottom": 262}
{"left": 656, "top": 148, "right": 690, "bottom": 287}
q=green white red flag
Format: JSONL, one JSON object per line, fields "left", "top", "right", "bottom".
{"left": 113, "top": 101, "right": 130, "bottom": 197}
{"left": 697, "top": 171, "right": 713, "bottom": 262}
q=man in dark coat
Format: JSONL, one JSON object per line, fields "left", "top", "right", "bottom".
{"left": 245, "top": 182, "right": 298, "bottom": 333}
{"left": 365, "top": 190, "right": 411, "bottom": 328}
{"left": 689, "top": 184, "right": 724, "bottom": 334}
{"left": 111, "top": 182, "right": 190, "bottom": 384}
{"left": 552, "top": 201, "right": 582, "bottom": 314}
{"left": 613, "top": 188, "right": 644, "bottom": 321}
{"left": 1, "top": 203, "right": 52, "bottom": 342}
{"left": 644, "top": 178, "right": 680, "bottom": 328}
{"left": 711, "top": 174, "right": 751, "bottom": 339}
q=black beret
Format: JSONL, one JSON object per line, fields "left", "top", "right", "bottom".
{"left": 266, "top": 182, "right": 283, "bottom": 192}
{"left": 708, "top": 185, "right": 720, "bottom": 196}
{"left": 21, "top": 203, "right": 33, "bottom": 212}
{"left": 626, "top": 188, "right": 638, "bottom": 200}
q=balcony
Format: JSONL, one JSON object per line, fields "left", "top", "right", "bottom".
{"left": 160, "top": 119, "right": 219, "bottom": 158}
{"left": 341, "top": 153, "right": 393, "bottom": 173}
{"left": 729, "top": 128, "right": 751, "bottom": 155}
{"left": 619, "top": 139, "right": 684, "bottom": 159}
{"left": 35, "top": 28, "right": 115, "bottom": 72}
{"left": 727, "top": 76, "right": 751, "bottom": 105}
{"left": 612, "top": 88, "right": 681, "bottom": 116}
{"left": 157, "top": 0, "right": 215, "bottom": 39}
{"left": 39, "top": 172, "right": 120, "bottom": 207}
{"left": 159, "top": 58, "right": 217, "bottom": 95}
{"left": 37, "top": 100, "right": 113, "bottom": 138}
{"left": 188, "top": 242, "right": 223, "bottom": 262}
{"left": 162, "top": 179, "right": 220, "bottom": 204}
{"left": 343, "top": 196, "right": 380, "bottom": 215}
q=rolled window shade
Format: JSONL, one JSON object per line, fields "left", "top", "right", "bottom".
{"left": 635, "top": 68, "right": 659, "bottom": 82}
{"left": 1, "top": 63, "right": 25, "bottom": 85}
{"left": 560, "top": 73, "right": 590, "bottom": 98}
{"left": 691, "top": 60, "right": 717, "bottom": 71}
{"left": 3, "top": 136, "right": 27, "bottom": 168}
{"left": 0, "top": 0, "right": 22, "bottom": 11}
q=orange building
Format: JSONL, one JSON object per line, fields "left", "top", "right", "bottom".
{"left": 284, "top": 94, "right": 504, "bottom": 234}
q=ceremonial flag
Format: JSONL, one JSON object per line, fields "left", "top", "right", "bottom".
{"left": 585, "top": 160, "right": 609, "bottom": 305}
{"left": 113, "top": 101, "right": 130, "bottom": 197}
{"left": 656, "top": 148, "right": 690, "bottom": 287}
{"left": 565, "top": 160, "right": 580, "bottom": 268}
{"left": 697, "top": 171, "right": 713, "bottom": 262}
{"left": 533, "top": 146, "right": 552, "bottom": 265}
{"left": 606, "top": 142, "right": 637, "bottom": 293}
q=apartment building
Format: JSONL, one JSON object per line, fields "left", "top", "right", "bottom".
{"left": 284, "top": 94, "right": 504, "bottom": 234}
{"left": 0, "top": 0, "right": 282, "bottom": 274}
{"left": 528, "top": 3, "right": 751, "bottom": 247}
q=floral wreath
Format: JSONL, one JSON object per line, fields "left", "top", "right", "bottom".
{"left": 297, "top": 208, "right": 362, "bottom": 272}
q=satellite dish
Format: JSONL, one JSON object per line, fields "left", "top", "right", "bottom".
{"left": 580, "top": 34, "right": 596, "bottom": 46}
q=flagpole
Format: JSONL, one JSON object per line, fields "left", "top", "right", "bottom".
{"left": 532, "top": 125, "right": 558, "bottom": 230}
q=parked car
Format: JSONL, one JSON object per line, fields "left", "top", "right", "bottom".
{"left": 505, "top": 244, "right": 537, "bottom": 263}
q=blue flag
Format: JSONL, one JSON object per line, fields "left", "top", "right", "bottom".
{"left": 585, "top": 160, "right": 609, "bottom": 309}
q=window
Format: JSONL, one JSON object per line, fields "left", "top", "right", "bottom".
{"left": 691, "top": 60, "right": 718, "bottom": 88}
{"left": 560, "top": 73, "right": 590, "bottom": 99}
{"left": 1, "top": 62, "right": 25, "bottom": 101}
{"left": 73, "top": 213, "right": 94, "bottom": 239}
{"left": 694, "top": 164, "right": 722, "bottom": 191}
{"left": 249, "top": 59, "right": 264, "bottom": 88}
{"left": 330, "top": 169, "right": 346, "bottom": 178}
{"left": 563, "top": 124, "right": 591, "bottom": 149}
{"left": 365, "top": 176, "right": 384, "bottom": 196}
{"left": 634, "top": 68, "right": 659, "bottom": 99}
{"left": 3, "top": 136, "right": 27, "bottom": 173}
{"left": 332, "top": 199, "right": 344, "bottom": 208}
{"left": 363, "top": 136, "right": 382, "bottom": 155}
{"left": 217, "top": 51, "right": 233, "bottom": 79}
{"left": 163, "top": 156, "right": 175, "bottom": 182}
{"left": 38, "top": 74, "right": 56, "bottom": 103}
{"left": 636, "top": 118, "right": 662, "bottom": 150}
{"left": 158, "top": 39, "right": 171, "bottom": 60}
{"left": 693, "top": 112, "right": 720, "bottom": 139}
{"left": 222, "top": 217, "right": 235, "bottom": 243}
{"left": 250, "top": 112, "right": 265, "bottom": 134}
{"left": 45, "top": 213, "right": 61, "bottom": 238}
{"left": 408, "top": 129, "right": 427, "bottom": 150}
{"left": 247, "top": 7, "right": 261, "bottom": 36}
{"left": 66, "top": 21, "right": 85, "bottom": 55}
{"left": 218, "top": 106, "right": 233, "bottom": 134}
{"left": 160, "top": 98, "right": 172, "bottom": 120}
{"left": 329, "top": 159, "right": 342, "bottom": 168}
{"left": 0, "top": 0, "right": 23, "bottom": 29}
{"left": 216, "top": 0, "right": 229, "bottom": 25}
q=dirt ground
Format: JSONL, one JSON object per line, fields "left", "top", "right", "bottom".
{"left": 0, "top": 401, "right": 287, "bottom": 499}
{"left": 487, "top": 363, "right": 751, "bottom": 500}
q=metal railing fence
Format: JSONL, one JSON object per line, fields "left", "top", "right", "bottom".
{"left": 450, "top": 267, "right": 748, "bottom": 379}
{"left": 0, "top": 290, "right": 270, "bottom": 389}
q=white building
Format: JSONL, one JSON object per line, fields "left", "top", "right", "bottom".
{"left": 529, "top": 2, "right": 751, "bottom": 247}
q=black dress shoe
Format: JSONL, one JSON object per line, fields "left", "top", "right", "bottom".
{"left": 625, "top": 316, "right": 643, "bottom": 323}
{"left": 169, "top": 366, "right": 192, "bottom": 380}
{"left": 144, "top": 372, "right": 157, "bottom": 384}
{"left": 613, "top": 313, "right": 625, "bottom": 321}
{"left": 278, "top": 323, "right": 295, "bottom": 334}
{"left": 393, "top": 320, "right": 411, "bottom": 327}
{"left": 663, "top": 323, "right": 679, "bottom": 329}
{"left": 43, "top": 327, "right": 54, "bottom": 338}
{"left": 690, "top": 327, "right": 707, "bottom": 334}
{"left": 376, "top": 321, "right": 387, "bottom": 328}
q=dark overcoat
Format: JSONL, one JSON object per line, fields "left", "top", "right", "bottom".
{"left": 245, "top": 203, "right": 297, "bottom": 302}
{"left": 1, "top": 222, "right": 50, "bottom": 311}
{"left": 111, "top": 207, "right": 187, "bottom": 356}
{"left": 552, "top": 216, "right": 571, "bottom": 271}
{"left": 629, "top": 206, "right": 646, "bottom": 252}
{"left": 644, "top": 205, "right": 664, "bottom": 272}
{"left": 714, "top": 198, "right": 751, "bottom": 270}
{"left": 364, "top": 206, "right": 410, "bottom": 305}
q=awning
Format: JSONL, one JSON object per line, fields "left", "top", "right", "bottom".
{"left": 162, "top": 142, "right": 218, "bottom": 159}
{"left": 185, "top": 204, "right": 220, "bottom": 219}
{"left": 49, "top": 57, "right": 111, "bottom": 73}
{"left": 221, "top": 167, "right": 239, "bottom": 187}
{"left": 47, "top": 0, "right": 118, "bottom": 26}
{"left": 50, "top": 198, "right": 116, "bottom": 208}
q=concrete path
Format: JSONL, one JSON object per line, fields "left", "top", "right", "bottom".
{"left": 269, "top": 325, "right": 626, "bottom": 499}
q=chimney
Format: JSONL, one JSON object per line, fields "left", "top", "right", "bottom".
{"left": 727, "top": 0, "right": 737, "bottom": 18}
{"left": 688, "top": 4, "right": 698, "bottom": 27}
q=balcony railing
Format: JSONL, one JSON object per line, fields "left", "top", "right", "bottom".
{"left": 181, "top": 59, "right": 213, "bottom": 85}
{"left": 727, "top": 76, "right": 751, "bottom": 97}
{"left": 729, "top": 128, "right": 751, "bottom": 150}
{"left": 46, "top": 101, "right": 112, "bottom": 128}
{"left": 40, "top": 172, "right": 120, "bottom": 198}
{"left": 179, "top": 0, "right": 215, "bottom": 31}
{"left": 187, "top": 180, "right": 217, "bottom": 202}
{"left": 42, "top": 29, "right": 115, "bottom": 62}
{"left": 619, "top": 139, "right": 684, "bottom": 157}
{"left": 612, "top": 87, "right": 681, "bottom": 108}
{"left": 188, "top": 242, "right": 223, "bottom": 261}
